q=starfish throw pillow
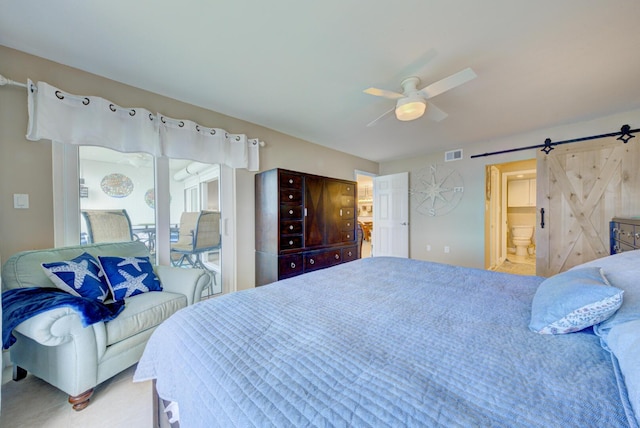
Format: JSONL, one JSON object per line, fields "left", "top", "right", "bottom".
{"left": 42, "top": 252, "right": 111, "bottom": 302}
{"left": 98, "top": 256, "right": 162, "bottom": 301}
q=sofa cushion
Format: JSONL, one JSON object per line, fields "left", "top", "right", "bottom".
{"left": 98, "top": 256, "right": 163, "bottom": 301}
{"left": 41, "top": 252, "right": 111, "bottom": 302}
{"left": 105, "top": 291, "right": 186, "bottom": 346}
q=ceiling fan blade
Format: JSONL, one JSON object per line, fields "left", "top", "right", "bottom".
{"left": 417, "top": 67, "right": 477, "bottom": 99}
{"left": 363, "top": 87, "right": 404, "bottom": 100}
{"left": 366, "top": 107, "right": 395, "bottom": 127}
{"left": 425, "top": 102, "right": 448, "bottom": 122}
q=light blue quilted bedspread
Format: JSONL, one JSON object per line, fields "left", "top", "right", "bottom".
{"left": 134, "top": 257, "right": 632, "bottom": 427}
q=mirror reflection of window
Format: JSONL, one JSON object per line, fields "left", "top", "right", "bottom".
{"left": 78, "top": 147, "right": 156, "bottom": 252}
{"left": 169, "top": 160, "right": 222, "bottom": 296}
{"left": 78, "top": 149, "right": 223, "bottom": 297}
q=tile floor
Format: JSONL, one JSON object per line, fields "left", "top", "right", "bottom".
{"left": 493, "top": 254, "right": 537, "bottom": 276}
{"left": 1, "top": 365, "right": 152, "bottom": 428}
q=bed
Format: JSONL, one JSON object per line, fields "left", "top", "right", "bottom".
{"left": 134, "top": 254, "right": 640, "bottom": 427}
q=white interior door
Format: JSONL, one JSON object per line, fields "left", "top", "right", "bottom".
{"left": 372, "top": 172, "right": 409, "bottom": 257}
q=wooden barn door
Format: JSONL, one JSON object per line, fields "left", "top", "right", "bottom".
{"left": 536, "top": 137, "right": 640, "bottom": 277}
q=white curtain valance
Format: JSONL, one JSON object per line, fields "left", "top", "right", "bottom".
{"left": 26, "top": 80, "right": 260, "bottom": 171}
{"left": 26, "top": 80, "right": 160, "bottom": 156}
{"left": 158, "top": 115, "right": 259, "bottom": 171}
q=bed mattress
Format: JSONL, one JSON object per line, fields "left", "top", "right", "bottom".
{"left": 134, "top": 257, "right": 631, "bottom": 427}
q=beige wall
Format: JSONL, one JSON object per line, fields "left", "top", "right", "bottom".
{"left": 4, "top": 44, "right": 639, "bottom": 285}
{"left": 380, "top": 107, "right": 640, "bottom": 269}
{"left": 0, "top": 46, "right": 378, "bottom": 289}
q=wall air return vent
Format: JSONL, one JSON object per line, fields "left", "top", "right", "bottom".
{"left": 445, "top": 149, "right": 463, "bottom": 162}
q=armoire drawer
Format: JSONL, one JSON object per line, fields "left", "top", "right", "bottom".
{"left": 342, "top": 245, "right": 358, "bottom": 262}
{"left": 279, "top": 254, "right": 303, "bottom": 278}
{"left": 280, "top": 189, "right": 303, "bottom": 204}
{"left": 280, "top": 235, "right": 303, "bottom": 251}
{"left": 280, "top": 220, "right": 303, "bottom": 235}
{"left": 280, "top": 172, "right": 303, "bottom": 189}
{"left": 304, "top": 249, "right": 342, "bottom": 272}
{"left": 342, "top": 230, "right": 355, "bottom": 242}
{"left": 280, "top": 205, "right": 303, "bottom": 220}
{"left": 340, "top": 183, "right": 356, "bottom": 196}
{"left": 340, "top": 207, "right": 354, "bottom": 219}
{"left": 341, "top": 219, "right": 355, "bottom": 231}
{"left": 342, "top": 195, "right": 355, "bottom": 207}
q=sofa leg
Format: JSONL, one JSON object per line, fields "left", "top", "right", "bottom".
{"left": 68, "top": 389, "right": 94, "bottom": 411}
{"left": 12, "top": 365, "right": 27, "bottom": 381}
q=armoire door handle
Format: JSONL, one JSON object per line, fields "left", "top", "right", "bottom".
{"left": 540, "top": 208, "right": 545, "bottom": 229}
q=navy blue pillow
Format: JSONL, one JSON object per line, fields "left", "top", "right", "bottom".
{"left": 98, "top": 256, "right": 162, "bottom": 301}
{"left": 42, "top": 252, "right": 111, "bottom": 302}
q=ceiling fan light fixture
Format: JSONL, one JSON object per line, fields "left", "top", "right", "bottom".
{"left": 395, "top": 96, "right": 427, "bottom": 121}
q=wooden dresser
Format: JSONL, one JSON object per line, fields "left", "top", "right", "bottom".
{"left": 255, "top": 168, "right": 359, "bottom": 286}
{"left": 610, "top": 217, "right": 640, "bottom": 254}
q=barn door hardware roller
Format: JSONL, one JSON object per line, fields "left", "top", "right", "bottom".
{"left": 471, "top": 124, "right": 638, "bottom": 159}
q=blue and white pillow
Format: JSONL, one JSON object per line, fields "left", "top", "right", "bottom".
{"left": 42, "top": 252, "right": 110, "bottom": 302}
{"left": 98, "top": 256, "right": 162, "bottom": 301}
{"left": 529, "top": 267, "right": 624, "bottom": 334}
{"left": 570, "top": 250, "right": 640, "bottom": 343}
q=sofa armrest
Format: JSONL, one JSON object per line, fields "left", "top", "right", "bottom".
{"left": 155, "top": 266, "right": 210, "bottom": 305}
{"left": 13, "top": 307, "right": 88, "bottom": 347}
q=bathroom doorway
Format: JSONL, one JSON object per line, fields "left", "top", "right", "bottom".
{"left": 485, "top": 159, "right": 537, "bottom": 275}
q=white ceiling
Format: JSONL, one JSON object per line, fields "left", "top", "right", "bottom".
{"left": 2, "top": 1, "right": 640, "bottom": 163}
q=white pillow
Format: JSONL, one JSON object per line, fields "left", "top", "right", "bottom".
{"left": 529, "top": 267, "right": 623, "bottom": 334}
{"left": 570, "top": 250, "right": 640, "bottom": 342}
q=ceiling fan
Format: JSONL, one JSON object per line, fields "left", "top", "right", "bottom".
{"left": 364, "top": 67, "right": 477, "bottom": 127}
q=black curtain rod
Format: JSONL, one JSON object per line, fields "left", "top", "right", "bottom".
{"left": 470, "top": 124, "right": 638, "bottom": 159}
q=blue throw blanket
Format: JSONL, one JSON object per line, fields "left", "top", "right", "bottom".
{"left": 2, "top": 287, "right": 125, "bottom": 349}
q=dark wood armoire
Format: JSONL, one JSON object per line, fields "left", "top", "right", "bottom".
{"left": 255, "top": 168, "right": 359, "bottom": 286}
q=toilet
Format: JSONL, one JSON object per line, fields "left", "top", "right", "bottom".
{"left": 512, "top": 225, "right": 534, "bottom": 256}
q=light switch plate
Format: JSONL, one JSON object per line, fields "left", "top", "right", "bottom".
{"left": 13, "top": 193, "right": 29, "bottom": 209}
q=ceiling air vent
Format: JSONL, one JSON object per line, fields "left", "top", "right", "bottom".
{"left": 445, "top": 149, "right": 463, "bottom": 162}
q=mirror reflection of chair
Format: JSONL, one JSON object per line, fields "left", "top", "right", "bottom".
{"left": 171, "top": 211, "right": 221, "bottom": 293}
{"left": 81, "top": 209, "right": 134, "bottom": 244}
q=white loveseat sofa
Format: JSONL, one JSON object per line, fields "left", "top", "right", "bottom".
{"left": 1, "top": 241, "right": 210, "bottom": 410}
